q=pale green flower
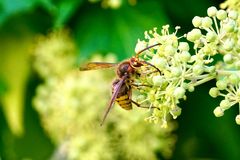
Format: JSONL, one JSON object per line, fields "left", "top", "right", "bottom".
{"left": 89, "top": 0, "right": 137, "bottom": 9}
{"left": 33, "top": 30, "right": 75, "bottom": 79}
{"left": 134, "top": 6, "right": 240, "bottom": 125}
{"left": 134, "top": 24, "right": 215, "bottom": 127}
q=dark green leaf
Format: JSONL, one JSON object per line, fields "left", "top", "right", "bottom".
{"left": 73, "top": 1, "right": 169, "bottom": 61}
{"left": 0, "top": 0, "right": 39, "bottom": 25}
{"left": 39, "top": 0, "right": 84, "bottom": 28}
{"left": 0, "top": 78, "right": 7, "bottom": 96}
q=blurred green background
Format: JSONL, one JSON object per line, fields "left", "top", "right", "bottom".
{"left": 1, "top": 0, "right": 240, "bottom": 160}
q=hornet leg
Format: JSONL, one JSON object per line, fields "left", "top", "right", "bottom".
{"left": 131, "top": 100, "right": 158, "bottom": 109}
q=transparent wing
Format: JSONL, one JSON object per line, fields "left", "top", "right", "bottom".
{"left": 100, "top": 75, "right": 127, "bottom": 126}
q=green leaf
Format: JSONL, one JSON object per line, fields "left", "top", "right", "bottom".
{"left": 0, "top": 29, "right": 33, "bottom": 136}
{"left": 0, "top": 78, "right": 8, "bottom": 96}
{"left": 53, "top": 0, "right": 84, "bottom": 28}
{"left": 73, "top": 1, "right": 169, "bottom": 61}
{"left": 0, "top": 0, "right": 39, "bottom": 25}
{"left": 0, "top": 0, "right": 84, "bottom": 27}
{"left": 39, "top": 0, "right": 84, "bottom": 28}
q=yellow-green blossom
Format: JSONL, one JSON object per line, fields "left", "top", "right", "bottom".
{"left": 33, "top": 30, "right": 75, "bottom": 79}
{"left": 134, "top": 6, "right": 240, "bottom": 126}
{"left": 89, "top": 0, "right": 137, "bottom": 9}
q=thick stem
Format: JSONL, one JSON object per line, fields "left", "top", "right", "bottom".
{"left": 193, "top": 75, "right": 216, "bottom": 87}
{"left": 191, "top": 68, "right": 238, "bottom": 87}
{"left": 217, "top": 70, "right": 240, "bottom": 76}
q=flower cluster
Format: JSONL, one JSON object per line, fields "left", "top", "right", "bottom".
{"left": 89, "top": 0, "right": 137, "bottom": 9}
{"left": 189, "top": 6, "right": 240, "bottom": 125}
{"left": 134, "top": 25, "right": 215, "bottom": 127}
{"left": 221, "top": 0, "right": 240, "bottom": 25}
{"left": 134, "top": 6, "right": 240, "bottom": 126}
{"left": 33, "top": 30, "right": 176, "bottom": 160}
{"left": 33, "top": 30, "right": 76, "bottom": 79}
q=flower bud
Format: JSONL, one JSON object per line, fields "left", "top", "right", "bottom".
{"left": 220, "top": 99, "right": 231, "bottom": 110}
{"left": 223, "top": 20, "right": 236, "bottom": 33}
{"left": 206, "top": 31, "right": 217, "bottom": 42}
{"left": 178, "top": 42, "right": 190, "bottom": 51}
{"left": 187, "top": 29, "right": 202, "bottom": 42}
{"left": 202, "top": 17, "right": 213, "bottom": 28}
{"left": 235, "top": 115, "right": 240, "bottom": 125}
{"left": 217, "top": 10, "right": 227, "bottom": 20}
{"left": 192, "top": 16, "right": 202, "bottom": 27}
{"left": 180, "top": 51, "right": 191, "bottom": 62}
{"left": 173, "top": 87, "right": 186, "bottom": 99}
{"left": 209, "top": 87, "right": 219, "bottom": 98}
{"left": 207, "top": 6, "right": 218, "bottom": 17}
{"left": 216, "top": 79, "right": 228, "bottom": 90}
{"left": 203, "top": 45, "right": 212, "bottom": 55}
{"left": 188, "top": 85, "right": 195, "bottom": 92}
{"left": 213, "top": 107, "right": 224, "bottom": 117}
{"left": 193, "top": 64, "right": 204, "bottom": 75}
{"left": 223, "top": 54, "right": 233, "bottom": 64}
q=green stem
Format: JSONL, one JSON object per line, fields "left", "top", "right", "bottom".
{"left": 193, "top": 75, "right": 215, "bottom": 87}
{"left": 217, "top": 70, "right": 240, "bottom": 76}
{"left": 213, "top": 17, "right": 220, "bottom": 35}
{"left": 239, "top": 103, "right": 240, "bottom": 114}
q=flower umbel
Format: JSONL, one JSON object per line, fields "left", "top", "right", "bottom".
{"left": 190, "top": 6, "right": 240, "bottom": 124}
{"left": 134, "top": 25, "right": 215, "bottom": 127}
{"left": 134, "top": 6, "right": 240, "bottom": 126}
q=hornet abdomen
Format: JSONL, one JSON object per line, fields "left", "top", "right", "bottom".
{"left": 112, "top": 79, "right": 132, "bottom": 110}
{"left": 116, "top": 94, "right": 132, "bottom": 110}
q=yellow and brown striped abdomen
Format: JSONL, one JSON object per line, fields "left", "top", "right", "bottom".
{"left": 116, "top": 94, "right": 132, "bottom": 110}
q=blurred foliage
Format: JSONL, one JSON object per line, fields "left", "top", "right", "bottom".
{"left": 72, "top": 0, "right": 168, "bottom": 61}
{"left": 1, "top": 0, "right": 240, "bottom": 160}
